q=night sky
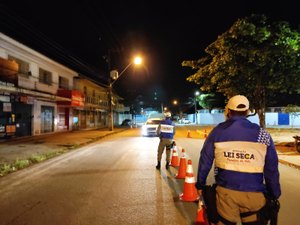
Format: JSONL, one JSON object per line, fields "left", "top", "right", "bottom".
{"left": 1, "top": 0, "right": 300, "bottom": 108}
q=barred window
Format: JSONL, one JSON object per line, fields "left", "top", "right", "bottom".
{"left": 39, "top": 68, "right": 52, "bottom": 85}
{"left": 58, "top": 76, "right": 69, "bottom": 89}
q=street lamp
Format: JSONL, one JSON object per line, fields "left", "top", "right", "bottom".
{"left": 194, "top": 91, "right": 200, "bottom": 124}
{"left": 108, "top": 56, "right": 142, "bottom": 131}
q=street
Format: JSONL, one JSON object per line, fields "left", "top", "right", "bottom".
{"left": 0, "top": 128, "right": 299, "bottom": 225}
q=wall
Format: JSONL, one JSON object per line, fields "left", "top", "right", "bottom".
{"left": 192, "top": 111, "right": 300, "bottom": 127}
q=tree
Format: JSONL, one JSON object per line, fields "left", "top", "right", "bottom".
{"left": 198, "top": 93, "right": 226, "bottom": 112}
{"left": 182, "top": 14, "right": 300, "bottom": 127}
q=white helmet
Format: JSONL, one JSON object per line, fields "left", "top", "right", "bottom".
{"left": 164, "top": 112, "right": 171, "bottom": 118}
{"left": 226, "top": 95, "right": 249, "bottom": 111}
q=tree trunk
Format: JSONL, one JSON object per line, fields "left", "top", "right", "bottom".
{"left": 257, "top": 108, "right": 266, "bottom": 128}
{"left": 257, "top": 87, "right": 266, "bottom": 128}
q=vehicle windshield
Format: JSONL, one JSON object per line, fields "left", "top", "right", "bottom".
{"left": 146, "top": 119, "right": 162, "bottom": 125}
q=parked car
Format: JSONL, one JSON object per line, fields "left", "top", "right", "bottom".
{"left": 141, "top": 118, "right": 163, "bottom": 136}
{"left": 178, "top": 118, "right": 191, "bottom": 124}
{"left": 121, "top": 119, "right": 132, "bottom": 126}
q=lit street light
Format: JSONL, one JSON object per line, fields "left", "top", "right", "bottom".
{"left": 108, "top": 56, "right": 142, "bottom": 131}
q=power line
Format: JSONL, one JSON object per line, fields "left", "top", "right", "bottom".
{"left": 0, "top": 3, "right": 107, "bottom": 83}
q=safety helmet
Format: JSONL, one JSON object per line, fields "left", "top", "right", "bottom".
{"left": 164, "top": 112, "right": 171, "bottom": 118}
{"left": 226, "top": 95, "right": 249, "bottom": 111}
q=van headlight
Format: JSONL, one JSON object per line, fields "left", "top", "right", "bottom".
{"left": 142, "top": 125, "right": 147, "bottom": 135}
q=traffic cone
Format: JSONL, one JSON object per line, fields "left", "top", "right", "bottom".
{"left": 187, "top": 130, "right": 192, "bottom": 138}
{"left": 176, "top": 148, "right": 187, "bottom": 179}
{"left": 203, "top": 130, "right": 207, "bottom": 139}
{"left": 185, "top": 158, "right": 194, "bottom": 177}
{"left": 179, "top": 160, "right": 198, "bottom": 202}
{"left": 170, "top": 147, "right": 180, "bottom": 167}
{"left": 196, "top": 199, "right": 209, "bottom": 225}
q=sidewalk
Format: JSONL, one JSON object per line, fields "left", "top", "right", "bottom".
{"left": 0, "top": 127, "right": 299, "bottom": 175}
{"left": 0, "top": 128, "right": 127, "bottom": 166}
{"left": 276, "top": 143, "right": 300, "bottom": 170}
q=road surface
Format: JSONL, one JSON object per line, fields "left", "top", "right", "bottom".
{"left": 0, "top": 128, "right": 299, "bottom": 225}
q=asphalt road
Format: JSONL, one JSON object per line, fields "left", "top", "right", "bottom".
{"left": 0, "top": 129, "right": 299, "bottom": 225}
{"left": 0, "top": 130, "right": 195, "bottom": 225}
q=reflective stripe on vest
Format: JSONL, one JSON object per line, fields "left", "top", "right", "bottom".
{"left": 214, "top": 141, "right": 267, "bottom": 173}
{"left": 160, "top": 124, "right": 174, "bottom": 133}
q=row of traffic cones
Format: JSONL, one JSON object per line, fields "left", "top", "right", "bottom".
{"left": 169, "top": 142, "right": 209, "bottom": 224}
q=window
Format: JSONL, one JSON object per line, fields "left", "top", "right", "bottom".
{"left": 8, "top": 55, "right": 30, "bottom": 76}
{"left": 58, "top": 76, "right": 69, "bottom": 89}
{"left": 39, "top": 68, "right": 52, "bottom": 85}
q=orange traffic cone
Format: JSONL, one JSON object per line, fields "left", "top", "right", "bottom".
{"left": 185, "top": 157, "right": 194, "bottom": 177}
{"left": 187, "top": 130, "right": 192, "bottom": 138}
{"left": 176, "top": 148, "right": 187, "bottom": 179}
{"left": 170, "top": 148, "right": 180, "bottom": 167}
{"left": 203, "top": 130, "right": 207, "bottom": 139}
{"left": 196, "top": 199, "right": 209, "bottom": 225}
{"left": 179, "top": 160, "right": 198, "bottom": 202}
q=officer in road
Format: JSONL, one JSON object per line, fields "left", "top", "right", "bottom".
{"left": 196, "top": 95, "right": 281, "bottom": 225}
{"left": 156, "top": 112, "right": 176, "bottom": 170}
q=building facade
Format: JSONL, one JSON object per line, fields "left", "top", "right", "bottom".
{"left": 0, "top": 33, "right": 129, "bottom": 138}
{"left": 58, "top": 76, "right": 109, "bottom": 130}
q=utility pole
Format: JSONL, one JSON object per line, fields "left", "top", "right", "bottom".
{"left": 194, "top": 97, "right": 197, "bottom": 124}
{"left": 107, "top": 56, "right": 142, "bottom": 131}
{"left": 108, "top": 82, "right": 113, "bottom": 131}
{"left": 194, "top": 91, "right": 200, "bottom": 124}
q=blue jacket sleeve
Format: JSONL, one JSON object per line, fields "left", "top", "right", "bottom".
{"left": 196, "top": 133, "right": 215, "bottom": 189}
{"left": 264, "top": 138, "right": 281, "bottom": 199}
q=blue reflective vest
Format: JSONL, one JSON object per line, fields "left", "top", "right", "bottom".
{"left": 158, "top": 118, "right": 175, "bottom": 139}
{"left": 196, "top": 116, "right": 281, "bottom": 199}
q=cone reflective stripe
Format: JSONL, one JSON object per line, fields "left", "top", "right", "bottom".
{"left": 184, "top": 175, "right": 195, "bottom": 183}
{"left": 170, "top": 148, "right": 180, "bottom": 167}
{"left": 185, "top": 159, "right": 194, "bottom": 177}
{"left": 179, "top": 160, "right": 198, "bottom": 202}
{"left": 176, "top": 149, "right": 187, "bottom": 179}
{"left": 172, "top": 140, "right": 176, "bottom": 147}
{"left": 196, "top": 199, "right": 209, "bottom": 225}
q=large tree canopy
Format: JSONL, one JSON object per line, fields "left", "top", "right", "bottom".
{"left": 182, "top": 14, "right": 300, "bottom": 127}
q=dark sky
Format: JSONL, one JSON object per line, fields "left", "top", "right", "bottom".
{"left": 1, "top": 0, "right": 300, "bottom": 108}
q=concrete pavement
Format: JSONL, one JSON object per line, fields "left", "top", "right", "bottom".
{"left": 0, "top": 128, "right": 127, "bottom": 168}
{"left": 0, "top": 127, "right": 299, "bottom": 177}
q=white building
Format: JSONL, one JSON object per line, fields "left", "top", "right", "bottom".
{"left": 0, "top": 33, "right": 79, "bottom": 137}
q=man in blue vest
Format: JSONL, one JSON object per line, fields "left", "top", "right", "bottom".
{"left": 156, "top": 112, "right": 176, "bottom": 170}
{"left": 196, "top": 95, "right": 281, "bottom": 225}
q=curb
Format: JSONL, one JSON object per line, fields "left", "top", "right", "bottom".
{"left": 279, "top": 159, "right": 300, "bottom": 170}
{"left": 74, "top": 129, "right": 127, "bottom": 148}
{"left": 0, "top": 129, "right": 128, "bottom": 177}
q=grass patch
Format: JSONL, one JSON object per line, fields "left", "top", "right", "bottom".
{"left": 14, "top": 159, "right": 30, "bottom": 169}
{"left": 0, "top": 164, "right": 14, "bottom": 177}
{"left": 0, "top": 148, "right": 68, "bottom": 177}
{"left": 29, "top": 154, "right": 47, "bottom": 163}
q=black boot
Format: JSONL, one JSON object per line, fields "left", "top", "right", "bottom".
{"left": 156, "top": 161, "right": 161, "bottom": 170}
{"left": 166, "top": 161, "right": 170, "bottom": 170}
